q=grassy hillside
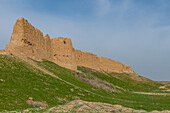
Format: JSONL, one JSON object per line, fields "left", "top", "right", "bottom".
{"left": 0, "top": 54, "right": 170, "bottom": 112}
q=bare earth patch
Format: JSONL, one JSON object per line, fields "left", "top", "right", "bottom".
{"left": 45, "top": 100, "right": 170, "bottom": 113}
{"left": 164, "top": 89, "right": 170, "bottom": 92}
{"left": 159, "top": 85, "right": 166, "bottom": 89}
{"left": 159, "top": 83, "right": 170, "bottom": 92}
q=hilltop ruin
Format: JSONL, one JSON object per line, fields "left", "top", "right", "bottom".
{"left": 4, "top": 17, "right": 134, "bottom": 73}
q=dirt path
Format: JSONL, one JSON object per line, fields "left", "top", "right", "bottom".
{"left": 133, "top": 92, "right": 169, "bottom": 95}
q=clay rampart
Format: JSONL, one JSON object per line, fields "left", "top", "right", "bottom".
{"left": 5, "top": 17, "right": 50, "bottom": 60}
{"left": 51, "top": 37, "right": 77, "bottom": 70}
{"left": 75, "top": 50, "right": 134, "bottom": 73}
{"left": 5, "top": 17, "right": 134, "bottom": 73}
{"left": 75, "top": 50, "right": 100, "bottom": 70}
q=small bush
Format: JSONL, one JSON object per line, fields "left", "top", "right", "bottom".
{"left": 78, "top": 93, "right": 85, "bottom": 96}
{"left": 70, "top": 88, "right": 74, "bottom": 92}
{"left": 71, "top": 72, "right": 76, "bottom": 76}
{"left": 26, "top": 100, "right": 48, "bottom": 107}
{"left": 72, "top": 96, "right": 80, "bottom": 100}
{"left": 78, "top": 67, "right": 94, "bottom": 72}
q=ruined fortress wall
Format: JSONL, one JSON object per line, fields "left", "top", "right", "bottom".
{"left": 0, "top": 49, "right": 6, "bottom": 55}
{"left": 99, "top": 57, "right": 124, "bottom": 73}
{"left": 123, "top": 66, "right": 135, "bottom": 73}
{"left": 98, "top": 57, "right": 134, "bottom": 73}
{"left": 5, "top": 17, "right": 50, "bottom": 60}
{"left": 75, "top": 50, "right": 134, "bottom": 73}
{"left": 0, "top": 49, "right": 5, "bottom": 52}
{"left": 75, "top": 50, "right": 100, "bottom": 70}
{"left": 51, "top": 37, "right": 77, "bottom": 70}
{"left": 5, "top": 17, "right": 77, "bottom": 70}
{"left": 5, "top": 17, "right": 134, "bottom": 73}
{"left": 45, "top": 34, "right": 53, "bottom": 60}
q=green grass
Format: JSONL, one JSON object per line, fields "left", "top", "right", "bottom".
{"left": 0, "top": 55, "right": 170, "bottom": 112}
{"left": 0, "top": 55, "right": 92, "bottom": 111}
{"left": 77, "top": 66, "right": 162, "bottom": 92}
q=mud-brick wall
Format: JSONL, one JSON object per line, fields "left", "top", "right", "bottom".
{"left": 51, "top": 37, "right": 77, "bottom": 70}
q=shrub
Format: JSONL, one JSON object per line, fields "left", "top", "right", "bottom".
{"left": 70, "top": 88, "right": 74, "bottom": 92}
{"left": 26, "top": 100, "right": 48, "bottom": 107}
{"left": 72, "top": 96, "right": 80, "bottom": 100}
{"left": 78, "top": 67, "right": 94, "bottom": 72}
{"left": 78, "top": 93, "right": 85, "bottom": 96}
{"left": 71, "top": 72, "right": 76, "bottom": 76}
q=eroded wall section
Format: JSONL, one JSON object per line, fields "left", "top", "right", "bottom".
{"left": 51, "top": 37, "right": 77, "bottom": 70}
{"left": 75, "top": 50, "right": 134, "bottom": 73}
{"left": 5, "top": 17, "right": 52, "bottom": 60}
{"left": 75, "top": 50, "right": 100, "bottom": 70}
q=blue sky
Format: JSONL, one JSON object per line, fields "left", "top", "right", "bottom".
{"left": 0, "top": 0, "right": 170, "bottom": 81}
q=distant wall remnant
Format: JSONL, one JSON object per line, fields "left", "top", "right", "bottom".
{"left": 75, "top": 50, "right": 134, "bottom": 73}
{"left": 75, "top": 50, "right": 100, "bottom": 71}
{"left": 5, "top": 17, "right": 134, "bottom": 73}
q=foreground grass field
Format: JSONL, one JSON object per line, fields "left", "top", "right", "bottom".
{"left": 0, "top": 54, "right": 169, "bottom": 112}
